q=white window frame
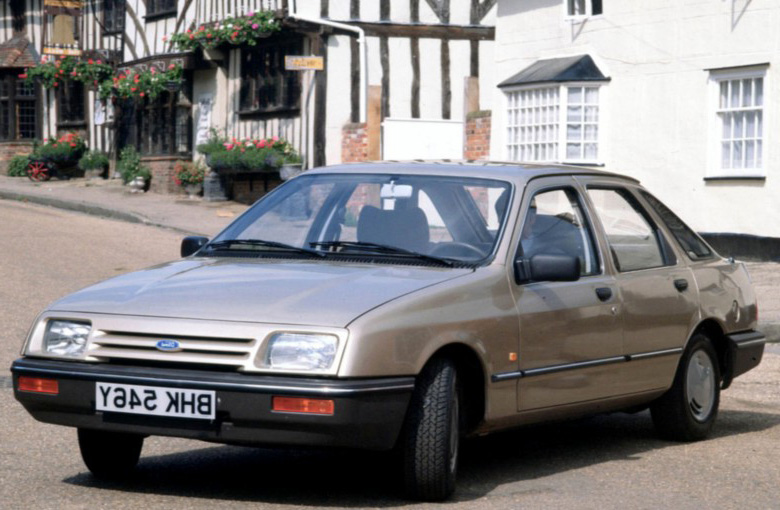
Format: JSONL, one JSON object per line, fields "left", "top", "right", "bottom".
{"left": 503, "top": 82, "right": 604, "bottom": 165}
{"left": 564, "top": 0, "right": 603, "bottom": 20}
{"left": 707, "top": 66, "right": 767, "bottom": 179}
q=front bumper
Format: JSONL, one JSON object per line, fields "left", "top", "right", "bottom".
{"left": 11, "top": 358, "right": 414, "bottom": 451}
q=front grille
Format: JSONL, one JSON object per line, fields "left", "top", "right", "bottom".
{"left": 89, "top": 330, "right": 256, "bottom": 369}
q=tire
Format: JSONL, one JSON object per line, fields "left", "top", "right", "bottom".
{"left": 650, "top": 334, "right": 721, "bottom": 441}
{"left": 402, "top": 358, "right": 462, "bottom": 501}
{"left": 78, "top": 428, "right": 144, "bottom": 480}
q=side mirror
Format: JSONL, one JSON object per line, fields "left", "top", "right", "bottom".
{"left": 181, "top": 236, "right": 209, "bottom": 257}
{"left": 514, "top": 254, "right": 581, "bottom": 284}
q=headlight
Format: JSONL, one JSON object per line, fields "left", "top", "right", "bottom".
{"left": 263, "top": 333, "right": 338, "bottom": 370}
{"left": 43, "top": 320, "right": 91, "bottom": 357}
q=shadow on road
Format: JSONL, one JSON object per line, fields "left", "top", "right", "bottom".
{"left": 62, "top": 408, "right": 780, "bottom": 505}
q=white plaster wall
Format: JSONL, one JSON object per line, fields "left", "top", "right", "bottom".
{"left": 491, "top": 0, "right": 780, "bottom": 237}
{"left": 389, "top": 37, "right": 412, "bottom": 119}
{"left": 326, "top": 35, "right": 353, "bottom": 165}
{"left": 419, "top": 38, "right": 443, "bottom": 118}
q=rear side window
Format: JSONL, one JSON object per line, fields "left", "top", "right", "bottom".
{"left": 639, "top": 191, "right": 714, "bottom": 260}
{"left": 587, "top": 188, "right": 675, "bottom": 272}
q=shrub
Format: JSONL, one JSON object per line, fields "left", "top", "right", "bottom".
{"left": 117, "top": 146, "right": 150, "bottom": 183}
{"left": 196, "top": 128, "right": 228, "bottom": 156}
{"left": 78, "top": 150, "right": 109, "bottom": 171}
{"left": 7, "top": 155, "right": 29, "bottom": 177}
{"left": 173, "top": 160, "right": 206, "bottom": 185}
{"left": 33, "top": 132, "right": 87, "bottom": 166}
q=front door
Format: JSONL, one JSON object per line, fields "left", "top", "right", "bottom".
{"left": 510, "top": 179, "right": 624, "bottom": 411}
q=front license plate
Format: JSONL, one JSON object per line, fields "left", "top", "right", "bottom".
{"left": 96, "top": 382, "right": 215, "bottom": 420}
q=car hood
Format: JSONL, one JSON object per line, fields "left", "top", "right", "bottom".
{"left": 49, "top": 258, "right": 472, "bottom": 327}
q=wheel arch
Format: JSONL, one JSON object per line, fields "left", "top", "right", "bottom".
{"left": 689, "top": 319, "right": 729, "bottom": 386}
{"left": 423, "top": 343, "right": 487, "bottom": 434}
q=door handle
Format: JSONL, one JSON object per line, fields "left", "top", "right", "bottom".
{"left": 674, "top": 279, "right": 689, "bottom": 292}
{"left": 595, "top": 287, "right": 612, "bottom": 302}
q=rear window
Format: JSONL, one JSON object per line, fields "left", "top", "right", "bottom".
{"left": 639, "top": 191, "right": 714, "bottom": 260}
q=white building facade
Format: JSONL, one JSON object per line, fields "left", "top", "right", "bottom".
{"left": 491, "top": 0, "right": 780, "bottom": 240}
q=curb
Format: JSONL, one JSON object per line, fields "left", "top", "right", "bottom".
{"left": 0, "top": 189, "right": 199, "bottom": 236}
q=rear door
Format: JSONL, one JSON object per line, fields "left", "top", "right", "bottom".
{"left": 580, "top": 179, "right": 699, "bottom": 394}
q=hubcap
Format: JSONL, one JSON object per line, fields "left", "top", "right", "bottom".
{"left": 686, "top": 349, "right": 716, "bottom": 422}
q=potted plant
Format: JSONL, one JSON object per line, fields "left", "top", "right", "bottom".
{"left": 33, "top": 132, "right": 87, "bottom": 168}
{"left": 117, "top": 146, "right": 151, "bottom": 192}
{"left": 174, "top": 160, "right": 206, "bottom": 198}
{"left": 78, "top": 150, "right": 110, "bottom": 179}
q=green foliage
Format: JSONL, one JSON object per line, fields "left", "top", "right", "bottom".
{"left": 114, "top": 63, "right": 183, "bottom": 101}
{"left": 23, "top": 56, "right": 113, "bottom": 95}
{"left": 168, "top": 11, "right": 281, "bottom": 51}
{"left": 173, "top": 160, "right": 206, "bottom": 185}
{"left": 196, "top": 128, "right": 228, "bottom": 155}
{"left": 32, "top": 132, "right": 87, "bottom": 166}
{"left": 204, "top": 136, "right": 301, "bottom": 173}
{"left": 7, "top": 155, "right": 30, "bottom": 177}
{"left": 117, "top": 146, "right": 151, "bottom": 184}
{"left": 78, "top": 150, "right": 110, "bottom": 171}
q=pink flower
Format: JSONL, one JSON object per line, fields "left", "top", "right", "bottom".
{"left": 162, "top": 36, "right": 167, "bottom": 41}
{"left": 252, "top": 23, "right": 259, "bottom": 29}
{"left": 247, "top": 11, "right": 255, "bottom": 17}
{"left": 224, "top": 143, "right": 234, "bottom": 150}
{"left": 272, "top": 136, "right": 279, "bottom": 142}
{"left": 258, "top": 140, "right": 266, "bottom": 148}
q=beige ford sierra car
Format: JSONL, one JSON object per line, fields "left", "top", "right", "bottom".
{"left": 12, "top": 162, "right": 765, "bottom": 501}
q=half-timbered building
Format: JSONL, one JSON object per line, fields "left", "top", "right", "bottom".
{"left": 0, "top": 0, "right": 497, "bottom": 199}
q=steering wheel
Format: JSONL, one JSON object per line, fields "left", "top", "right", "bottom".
{"left": 429, "top": 242, "right": 486, "bottom": 259}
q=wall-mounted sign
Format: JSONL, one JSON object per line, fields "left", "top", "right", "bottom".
{"left": 44, "top": 0, "right": 82, "bottom": 56}
{"left": 43, "top": 47, "right": 82, "bottom": 56}
{"left": 44, "top": 0, "right": 82, "bottom": 6}
{"left": 284, "top": 56, "right": 324, "bottom": 71}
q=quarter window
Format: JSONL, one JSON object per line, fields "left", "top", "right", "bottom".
{"left": 709, "top": 67, "right": 765, "bottom": 178}
{"left": 518, "top": 188, "right": 600, "bottom": 276}
{"left": 506, "top": 84, "right": 600, "bottom": 164}
{"left": 588, "top": 188, "right": 674, "bottom": 272}
{"left": 639, "top": 191, "right": 714, "bottom": 260}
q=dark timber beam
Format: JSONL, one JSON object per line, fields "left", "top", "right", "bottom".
{"left": 342, "top": 21, "right": 494, "bottom": 41}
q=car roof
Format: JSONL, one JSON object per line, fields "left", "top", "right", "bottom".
{"left": 305, "top": 160, "right": 639, "bottom": 185}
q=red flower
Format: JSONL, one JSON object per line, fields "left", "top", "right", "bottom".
{"left": 18, "top": 73, "right": 27, "bottom": 79}
{"left": 140, "top": 92, "right": 145, "bottom": 97}
{"left": 53, "top": 82, "right": 59, "bottom": 87}
{"left": 131, "top": 87, "right": 137, "bottom": 92}
{"left": 88, "top": 59, "right": 93, "bottom": 64}
{"left": 168, "top": 64, "right": 176, "bottom": 70}
{"left": 69, "top": 143, "right": 76, "bottom": 147}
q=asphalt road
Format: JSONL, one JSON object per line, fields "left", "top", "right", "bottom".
{"left": 1, "top": 199, "right": 779, "bottom": 509}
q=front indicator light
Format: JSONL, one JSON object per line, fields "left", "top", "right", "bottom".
{"left": 272, "top": 396, "right": 334, "bottom": 415}
{"left": 18, "top": 377, "right": 59, "bottom": 395}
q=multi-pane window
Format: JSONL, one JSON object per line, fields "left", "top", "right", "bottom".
{"left": 713, "top": 72, "right": 764, "bottom": 175}
{"left": 104, "top": 0, "right": 125, "bottom": 33}
{"left": 137, "top": 92, "right": 191, "bottom": 155}
{"left": 0, "top": 74, "right": 38, "bottom": 141}
{"left": 57, "top": 80, "right": 86, "bottom": 125}
{"left": 239, "top": 38, "right": 302, "bottom": 114}
{"left": 506, "top": 84, "right": 600, "bottom": 163}
{"left": 146, "top": 0, "right": 176, "bottom": 17}
{"left": 567, "top": 0, "right": 603, "bottom": 17}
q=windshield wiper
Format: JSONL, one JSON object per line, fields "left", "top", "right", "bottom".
{"left": 310, "top": 240, "right": 456, "bottom": 267}
{"left": 207, "top": 239, "right": 326, "bottom": 258}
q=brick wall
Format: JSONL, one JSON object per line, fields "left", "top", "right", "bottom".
{"left": 230, "top": 175, "right": 282, "bottom": 204}
{"left": 464, "top": 110, "right": 491, "bottom": 161}
{"left": 0, "top": 142, "right": 35, "bottom": 175}
{"left": 143, "top": 157, "right": 183, "bottom": 195}
{"left": 342, "top": 122, "right": 369, "bottom": 163}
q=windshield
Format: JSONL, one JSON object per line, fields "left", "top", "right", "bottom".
{"left": 211, "top": 173, "right": 512, "bottom": 265}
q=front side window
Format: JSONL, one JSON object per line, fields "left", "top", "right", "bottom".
{"left": 567, "top": 0, "right": 603, "bottom": 17}
{"left": 506, "top": 84, "right": 600, "bottom": 164}
{"left": 57, "top": 80, "right": 86, "bottom": 125}
{"left": 212, "top": 174, "right": 512, "bottom": 265}
{"left": 239, "top": 38, "right": 303, "bottom": 114}
{"left": 709, "top": 68, "right": 765, "bottom": 178}
{"left": 518, "top": 187, "right": 600, "bottom": 276}
{"left": 0, "top": 74, "right": 38, "bottom": 141}
{"left": 588, "top": 188, "right": 675, "bottom": 272}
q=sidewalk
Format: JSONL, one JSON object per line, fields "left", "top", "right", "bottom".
{"left": 1, "top": 174, "right": 778, "bottom": 341}
{"left": 0, "top": 175, "right": 247, "bottom": 237}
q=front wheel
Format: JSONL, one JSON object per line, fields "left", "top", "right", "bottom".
{"left": 402, "top": 358, "right": 462, "bottom": 501}
{"left": 651, "top": 334, "right": 721, "bottom": 441}
{"left": 77, "top": 429, "right": 144, "bottom": 480}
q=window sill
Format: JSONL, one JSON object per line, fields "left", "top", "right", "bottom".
{"left": 57, "top": 121, "right": 88, "bottom": 128}
{"left": 237, "top": 107, "right": 301, "bottom": 119}
{"left": 704, "top": 175, "right": 766, "bottom": 182}
{"left": 145, "top": 10, "right": 177, "bottom": 22}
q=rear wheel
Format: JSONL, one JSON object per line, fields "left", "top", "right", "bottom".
{"left": 651, "top": 334, "right": 720, "bottom": 441}
{"left": 402, "top": 357, "right": 462, "bottom": 501}
{"left": 77, "top": 429, "right": 144, "bottom": 480}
